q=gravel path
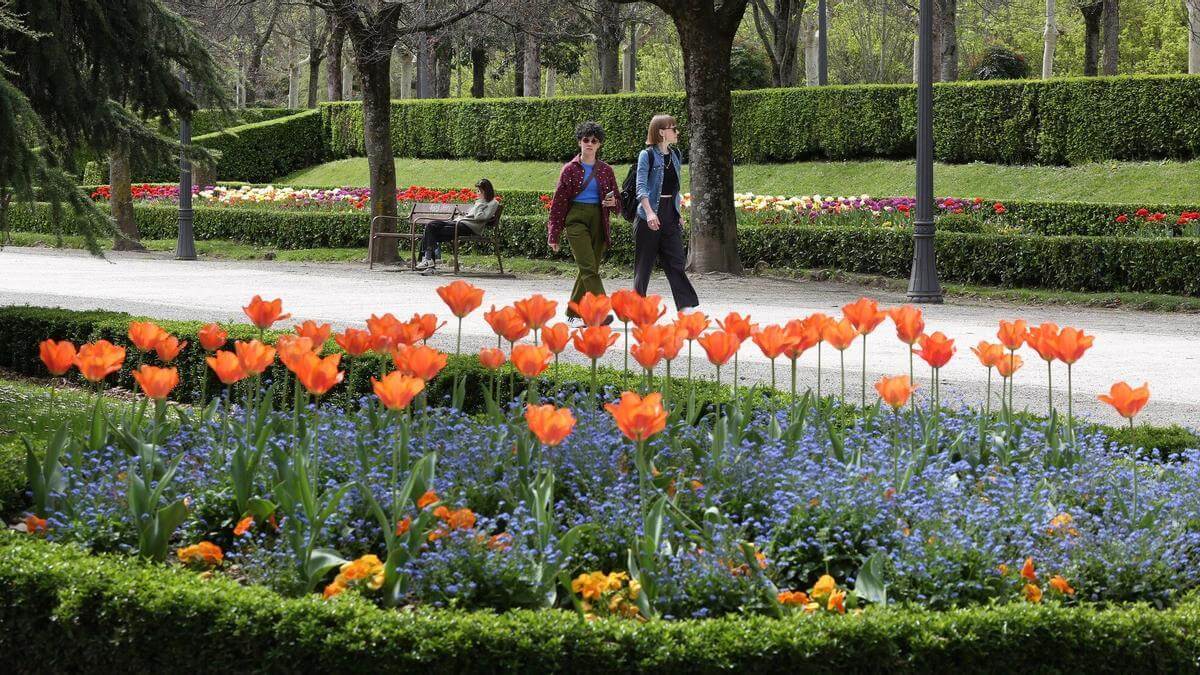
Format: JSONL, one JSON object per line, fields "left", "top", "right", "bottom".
{"left": 2, "top": 246, "right": 1197, "bottom": 426}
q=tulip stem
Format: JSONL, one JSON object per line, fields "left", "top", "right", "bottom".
{"left": 455, "top": 317, "right": 462, "bottom": 356}
{"left": 861, "top": 335, "right": 868, "bottom": 411}
{"left": 623, "top": 324, "right": 629, "bottom": 378}
{"left": 1066, "top": 363, "right": 1075, "bottom": 444}
{"left": 817, "top": 344, "right": 823, "bottom": 400}
{"left": 985, "top": 368, "right": 992, "bottom": 417}
{"left": 590, "top": 359, "right": 598, "bottom": 407}
{"left": 838, "top": 350, "right": 845, "bottom": 404}
{"left": 770, "top": 358, "right": 776, "bottom": 391}
{"left": 1046, "top": 359, "right": 1053, "bottom": 417}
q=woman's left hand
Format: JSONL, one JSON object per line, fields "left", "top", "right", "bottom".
{"left": 602, "top": 192, "right": 617, "bottom": 208}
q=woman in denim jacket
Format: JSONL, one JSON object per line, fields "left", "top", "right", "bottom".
{"left": 634, "top": 114, "right": 699, "bottom": 311}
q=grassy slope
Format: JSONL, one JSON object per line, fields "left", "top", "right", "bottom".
{"left": 281, "top": 157, "right": 1200, "bottom": 203}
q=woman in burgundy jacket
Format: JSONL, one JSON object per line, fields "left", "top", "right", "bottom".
{"left": 547, "top": 121, "right": 620, "bottom": 323}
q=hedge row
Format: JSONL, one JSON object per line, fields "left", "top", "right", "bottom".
{"left": 322, "top": 75, "right": 1200, "bottom": 165}
{"left": 83, "top": 109, "right": 327, "bottom": 184}
{"left": 14, "top": 200, "right": 1200, "bottom": 296}
{"left": 2, "top": 535, "right": 1199, "bottom": 672}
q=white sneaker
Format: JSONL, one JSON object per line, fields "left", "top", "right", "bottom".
{"left": 415, "top": 257, "right": 435, "bottom": 270}
{"left": 566, "top": 316, "right": 583, "bottom": 327}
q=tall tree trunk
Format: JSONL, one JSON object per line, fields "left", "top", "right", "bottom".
{"left": 109, "top": 138, "right": 143, "bottom": 252}
{"left": 596, "top": 1, "right": 622, "bottom": 93}
{"left": 545, "top": 68, "right": 557, "bottom": 96}
{"left": 750, "top": 0, "right": 805, "bottom": 87}
{"left": 287, "top": 38, "right": 300, "bottom": 108}
{"left": 1190, "top": 0, "right": 1200, "bottom": 74}
{"left": 1101, "top": 0, "right": 1119, "bottom": 75}
{"left": 358, "top": 54, "right": 398, "bottom": 263}
{"left": 417, "top": 34, "right": 433, "bottom": 98}
{"left": 307, "top": 47, "right": 323, "bottom": 107}
{"left": 676, "top": 17, "right": 743, "bottom": 274}
{"left": 1041, "top": 0, "right": 1056, "bottom": 78}
{"left": 471, "top": 47, "right": 488, "bottom": 97}
{"left": 523, "top": 35, "right": 541, "bottom": 96}
{"left": 804, "top": 15, "right": 819, "bottom": 85}
{"left": 343, "top": 61, "right": 355, "bottom": 99}
{"left": 434, "top": 40, "right": 452, "bottom": 99}
{"left": 622, "top": 24, "right": 638, "bottom": 92}
{"left": 1081, "top": 2, "right": 1103, "bottom": 76}
{"left": 327, "top": 23, "right": 344, "bottom": 101}
{"left": 513, "top": 34, "right": 525, "bottom": 96}
{"left": 937, "top": 0, "right": 957, "bottom": 81}
{"left": 399, "top": 47, "right": 414, "bottom": 99}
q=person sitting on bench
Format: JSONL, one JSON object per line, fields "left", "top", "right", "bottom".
{"left": 416, "top": 178, "right": 500, "bottom": 270}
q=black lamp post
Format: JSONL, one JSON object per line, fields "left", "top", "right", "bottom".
{"left": 175, "top": 77, "right": 196, "bottom": 261}
{"left": 817, "top": 0, "right": 828, "bottom": 85}
{"left": 906, "top": 0, "right": 942, "bottom": 303}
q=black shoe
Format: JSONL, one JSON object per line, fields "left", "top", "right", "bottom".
{"left": 601, "top": 314, "right": 614, "bottom": 326}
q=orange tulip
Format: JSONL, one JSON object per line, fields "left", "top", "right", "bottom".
{"left": 1021, "top": 556, "right": 1037, "bottom": 581}
{"left": 513, "top": 294, "right": 558, "bottom": 330}
{"left": 131, "top": 365, "right": 179, "bottom": 400}
{"left": 367, "top": 313, "right": 404, "bottom": 352}
{"left": 605, "top": 391, "right": 668, "bottom": 442}
{"left": 659, "top": 325, "right": 685, "bottom": 361}
{"left": 525, "top": 404, "right": 576, "bottom": 446}
{"left": 781, "top": 319, "right": 818, "bottom": 360}
{"left": 674, "top": 310, "right": 710, "bottom": 340}
{"left": 542, "top": 322, "right": 570, "bottom": 354}
{"left": 234, "top": 516, "right": 254, "bottom": 536}
{"left": 888, "top": 305, "right": 925, "bottom": 345}
{"left": 277, "top": 335, "right": 317, "bottom": 371}
{"left": 234, "top": 339, "right": 276, "bottom": 376}
{"left": 997, "top": 319, "right": 1028, "bottom": 351}
{"left": 39, "top": 339, "right": 77, "bottom": 375}
{"left": 484, "top": 305, "right": 530, "bottom": 343}
{"left": 843, "top": 297, "right": 887, "bottom": 335}
{"left": 610, "top": 289, "right": 642, "bottom": 324}
{"left": 128, "top": 321, "right": 167, "bottom": 353}
{"left": 717, "top": 312, "right": 756, "bottom": 342}
{"left": 572, "top": 325, "right": 619, "bottom": 360}
{"left": 409, "top": 313, "right": 445, "bottom": 342}
{"left": 971, "top": 341, "right": 1005, "bottom": 369}
{"left": 392, "top": 344, "right": 448, "bottom": 382}
{"left": 294, "top": 320, "right": 332, "bottom": 347}
{"left": 153, "top": 335, "right": 187, "bottom": 363}
{"left": 292, "top": 352, "right": 345, "bottom": 396}
{"left": 630, "top": 338, "right": 664, "bottom": 370}
{"left": 197, "top": 323, "right": 228, "bottom": 352}
{"left": 206, "top": 350, "right": 247, "bottom": 385}
{"left": 372, "top": 371, "right": 426, "bottom": 410}
{"left": 568, "top": 292, "right": 612, "bottom": 327}
{"left": 1026, "top": 322, "right": 1061, "bottom": 362}
{"left": 996, "top": 354, "right": 1024, "bottom": 378}
{"left": 1049, "top": 575, "right": 1075, "bottom": 595}
{"left": 334, "top": 328, "right": 373, "bottom": 357}
{"left": 24, "top": 513, "right": 48, "bottom": 534}
{"left": 1098, "top": 381, "right": 1150, "bottom": 420}
{"left": 437, "top": 279, "right": 485, "bottom": 318}
{"left": 478, "top": 347, "right": 506, "bottom": 370}
{"left": 242, "top": 295, "right": 291, "bottom": 330}
{"left": 752, "top": 324, "right": 799, "bottom": 360}
{"left": 511, "top": 343, "right": 552, "bottom": 378}
{"left": 74, "top": 340, "right": 126, "bottom": 382}
{"left": 874, "top": 375, "right": 914, "bottom": 409}
{"left": 916, "top": 332, "right": 956, "bottom": 368}
{"left": 1055, "top": 326, "right": 1094, "bottom": 365}
{"left": 629, "top": 294, "right": 667, "bottom": 327}
{"left": 1023, "top": 583, "right": 1043, "bottom": 604}
{"left": 821, "top": 318, "right": 858, "bottom": 351}
{"left": 802, "top": 313, "right": 833, "bottom": 343}
{"left": 697, "top": 330, "right": 740, "bottom": 367}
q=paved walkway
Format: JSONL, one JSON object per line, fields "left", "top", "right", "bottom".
{"left": 2, "top": 246, "right": 1197, "bottom": 426}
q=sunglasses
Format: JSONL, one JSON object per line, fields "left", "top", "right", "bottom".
{"left": 580, "top": 137, "right": 600, "bottom": 145}
{"left": 664, "top": 126, "right": 677, "bottom": 131}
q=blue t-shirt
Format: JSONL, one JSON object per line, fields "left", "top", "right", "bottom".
{"left": 575, "top": 162, "right": 601, "bottom": 204}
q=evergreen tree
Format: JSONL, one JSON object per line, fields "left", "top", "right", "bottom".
{"left": 0, "top": 0, "right": 226, "bottom": 253}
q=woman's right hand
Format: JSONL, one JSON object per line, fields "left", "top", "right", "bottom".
{"left": 550, "top": 241, "right": 560, "bottom": 253}
{"left": 646, "top": 212, "right": 661, "bottom": 230}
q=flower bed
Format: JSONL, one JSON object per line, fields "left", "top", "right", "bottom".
{"left": 11, "top": 285, "right": 1197, "bottom": 630}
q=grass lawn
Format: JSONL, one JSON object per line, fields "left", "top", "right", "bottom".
{"left": 9, "top": 231, "right": 1200, "bottom": 313}
{"left": 280, "top": 157, "right": 1200, "bottom": 204}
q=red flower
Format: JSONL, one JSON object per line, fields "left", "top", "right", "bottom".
{"left": 1115, "top": 214, "right": 1128, "bottom": 223}
{"left": 1135, "top": 208, "right": 1150, "bottom": 217}
{"left": 993, "top": 202, "right": 1006, "bottom": 215}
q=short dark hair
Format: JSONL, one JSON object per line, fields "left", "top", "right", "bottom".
{"left": 474, "top": 178, "right": 495, "bottom": 202}
{"left": 574, "top": 121, "right": 605, "bottom": 144}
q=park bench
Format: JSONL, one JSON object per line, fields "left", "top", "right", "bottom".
{"left": 368, "top": 201, "right": 509, "bottom": 276}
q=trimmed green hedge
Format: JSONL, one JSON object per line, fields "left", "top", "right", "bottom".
{"left": 84, "top": 110, "right": 327, "bottom": 184}
{"left": 322, "top": 75, "right": 1200, "bottom": 165}
{"left": 14, "top": 199, "right": 1200, "bottom": 295}
{"left": 2, "top": 535, "right": 1200, "bottom": 672}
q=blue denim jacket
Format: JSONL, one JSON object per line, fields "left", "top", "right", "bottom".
{"left": 634, "top": 147, "right": 683, "bottom": 221}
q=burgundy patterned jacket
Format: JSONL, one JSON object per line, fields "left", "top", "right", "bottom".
{"left": 547, "top": 155, "right": 620, "bottom": 247}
